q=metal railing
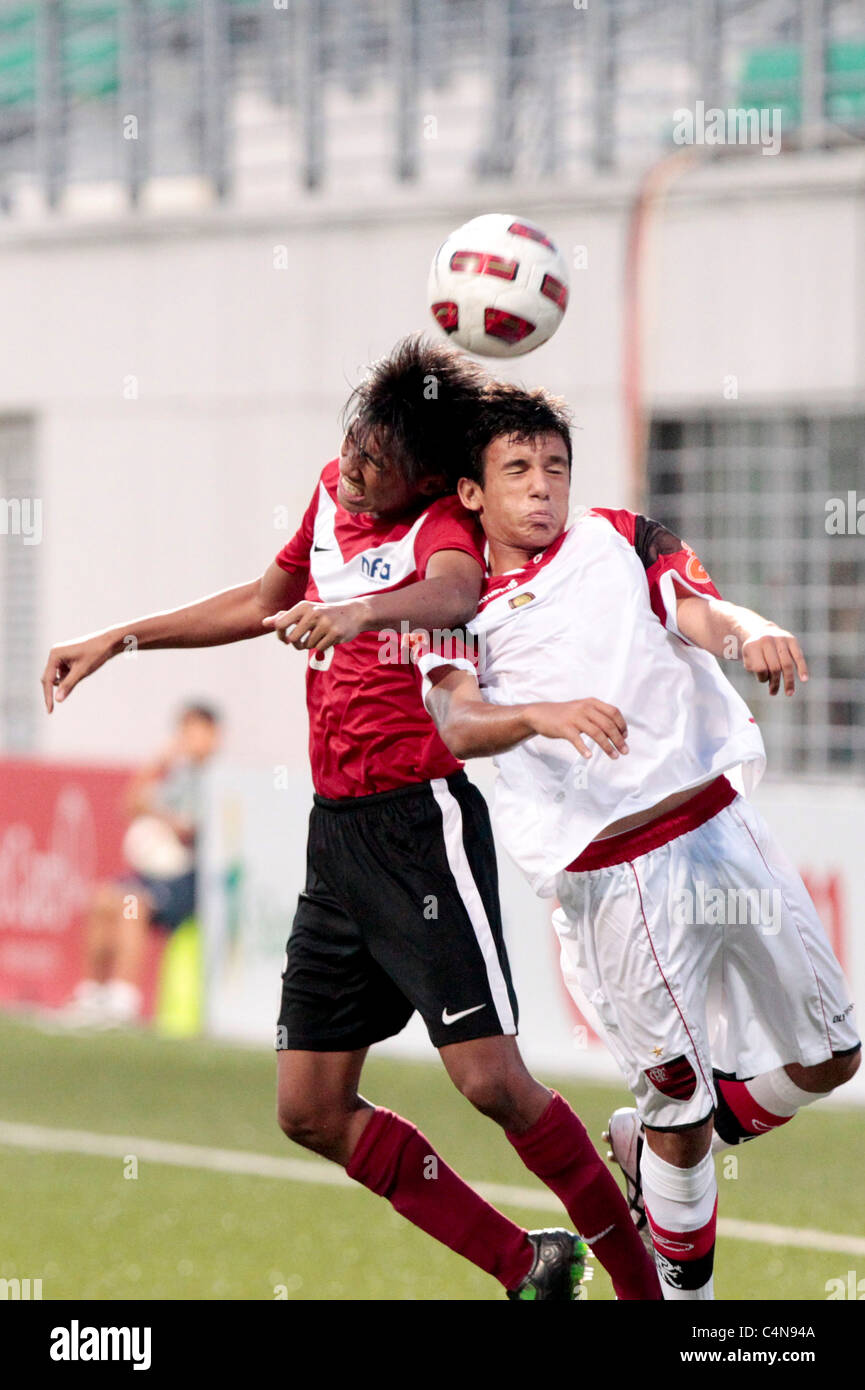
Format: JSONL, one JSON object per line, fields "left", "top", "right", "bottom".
{"left": 0, "top": 0, "right": 864, "bottom": 211}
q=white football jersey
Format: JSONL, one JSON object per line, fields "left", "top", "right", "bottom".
{"left": 419, "top": 509, "right": 766, "bottom": 897}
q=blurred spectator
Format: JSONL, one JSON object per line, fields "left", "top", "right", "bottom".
{"left": 60, "top": 703, "right": 222, "bottom": 1027}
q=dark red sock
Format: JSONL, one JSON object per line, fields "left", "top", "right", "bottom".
{"left": 507, "top": 1091, "right": 661, "bottom": 1300}
{"left": 346, "top": 1107, "right": 533, "bottom": 1290}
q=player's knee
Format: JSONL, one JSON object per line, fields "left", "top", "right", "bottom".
{"left": 277, "top": 1098, "right": 346, "bottom": 1155}
{"left": 92, "top": 882, "right": 122, "bottom": 916}
{"left": 826, "top": 1047, "right": 861, "bottom": 1090}
{"left": 453, "top": 1067, "right": 521, "bottom": 1124}
{"left": 644, "top": 1116, "right": 713, "bottom": 1167}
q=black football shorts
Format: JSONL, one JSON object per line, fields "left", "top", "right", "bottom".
{"left": 277, "top": 770, "right": 519, "bottom": 1051}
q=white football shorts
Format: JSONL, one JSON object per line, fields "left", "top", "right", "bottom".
{"left": 553, "top": 777, "right": 859, "bottom": 1129}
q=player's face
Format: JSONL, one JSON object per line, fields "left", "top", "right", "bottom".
{"left": 460, "top": 431, "right": 570, "bottom": 551}
{"left": 338, "top": 428, "right": 429, "bottom": 518}
{"left": 177, "top": 714, "right": 221, "bottom": 762}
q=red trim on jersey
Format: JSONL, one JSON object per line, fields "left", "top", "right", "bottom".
{"left": 413, "top": 496, "right": 485, "bottom": 578}
{"left": 477, "top": 528, "right": 570, "bottom": 609}
{"left": 586, "top": 506, "right": 636, "bottom": 545}
{"left": 587, "top": 508, "right": 721, "bottom": 628}
{"left": 645, "top": 548, "right": 722, "bottom": 631}
{"left": 564, "top": 775, "right": 737, "bottom": 872}
{"left": 276, "top": 472, "right": 323, "bottom": 574}
{"left": 271, "top": 462, "right": 485, "bottom": 799}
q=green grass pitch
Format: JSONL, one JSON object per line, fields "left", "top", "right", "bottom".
{"left": 0, "top": 1016, "right": 860, "bottom": 1300}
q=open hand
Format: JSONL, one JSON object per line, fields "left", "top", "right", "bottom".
{"left": 528, "top": 698, "right": 629, "bottom": 759}
{"left": 742, "top": 627, "right": 808, "bottom": 696}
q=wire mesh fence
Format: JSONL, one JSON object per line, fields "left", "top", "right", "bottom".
{"left": 648, "top": 410, "right": 865, "bottom": 778}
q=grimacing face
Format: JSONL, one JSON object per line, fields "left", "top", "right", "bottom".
{"left": 457, "top": 430, "right": 570, "bottom": 555}
{"left": 337, "top": 427, "right": 440, "bottom": 518}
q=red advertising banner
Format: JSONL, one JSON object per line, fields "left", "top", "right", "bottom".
{"left": 0, "top": 760, "right": 137, "bottom": 1010}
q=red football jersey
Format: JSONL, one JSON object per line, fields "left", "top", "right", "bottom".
{"left": 276, "top": 460, "right": 485, "bottom": 798}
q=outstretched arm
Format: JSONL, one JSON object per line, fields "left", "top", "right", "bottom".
{"left": 423, "top": 663, "right": 629, "bottom": 762}
{"left": 41, "top": 561, "right": 306, "bottom": 712}
{"left": 675, "top": 590, "right": 809, "bottom": 696}
{"left": 262, "top": 550, "right": 483, "bottom": 653}
{"left": 591, "top": 509, "right": 810, "bottom": 699}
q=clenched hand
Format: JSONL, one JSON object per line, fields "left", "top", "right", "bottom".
{"left": 262, "top": 599, "right": 371, "bottom": 653}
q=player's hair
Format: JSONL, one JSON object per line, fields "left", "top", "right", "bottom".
{"left": 178, "top": 702, "right": 221, "bottom": 725}
{"left": 341, "top": 334, "right": 491, "bottom": 493}
{"left": 464, "top": 383, "right": 573, "bottom": 484}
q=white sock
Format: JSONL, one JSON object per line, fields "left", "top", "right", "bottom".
{"left": 712, "top": 1066, "right": 832, "bottom": 1152}
{"left": 72, "top": 979, "right": 104, "bottom": 1002}
{"left": 747, "top": 1065, "right": 831, "bottom": 1117}
{"left": 640, "top": 1145, "right": 717, "bottom": 1301}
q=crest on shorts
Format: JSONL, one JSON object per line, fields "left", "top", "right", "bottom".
{"left": 644, "top": 1054, "right": 697, "bottom": 1101}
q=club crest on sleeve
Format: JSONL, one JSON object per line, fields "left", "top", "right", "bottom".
{"left": 682, "top": 543, "right": 711, "bottom": 586}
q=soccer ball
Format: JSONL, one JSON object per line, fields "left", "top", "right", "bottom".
{"left": 428, "top": 213, "right": 569, "bottom": 358}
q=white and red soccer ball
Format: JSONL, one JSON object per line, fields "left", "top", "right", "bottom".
{"left": 427, "top": 213, "right": 569, "bottom": 358}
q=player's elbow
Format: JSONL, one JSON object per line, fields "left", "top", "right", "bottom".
{"left": 450, "top": 594, "right": 480, "bottom": 628}
{"left": 438, "top": 715, "right": 480, "bottom": 761}
{"left": 435, "top": 579, "right": 480, "bottom": 631}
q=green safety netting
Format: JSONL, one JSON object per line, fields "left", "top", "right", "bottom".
{"left": 740, "top": 40, "right": 865, "bottom": 126}
{"left": 3, "top": 12, "right": 862, "bottom": 121}
{"left": 0, "top": 0, "right": 261, "bottom": 107}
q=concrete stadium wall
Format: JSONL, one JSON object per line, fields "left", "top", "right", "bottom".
{"left": 1, "top": 149, "right": 863, "bottom": 766}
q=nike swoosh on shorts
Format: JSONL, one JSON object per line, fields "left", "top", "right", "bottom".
{"left": 441, "top": 1003, "right": 486, "bottom": 1025}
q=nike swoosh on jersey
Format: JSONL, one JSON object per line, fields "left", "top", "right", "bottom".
{"left": 441, "top": 1003, "right": 486, "bottom": 1025}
